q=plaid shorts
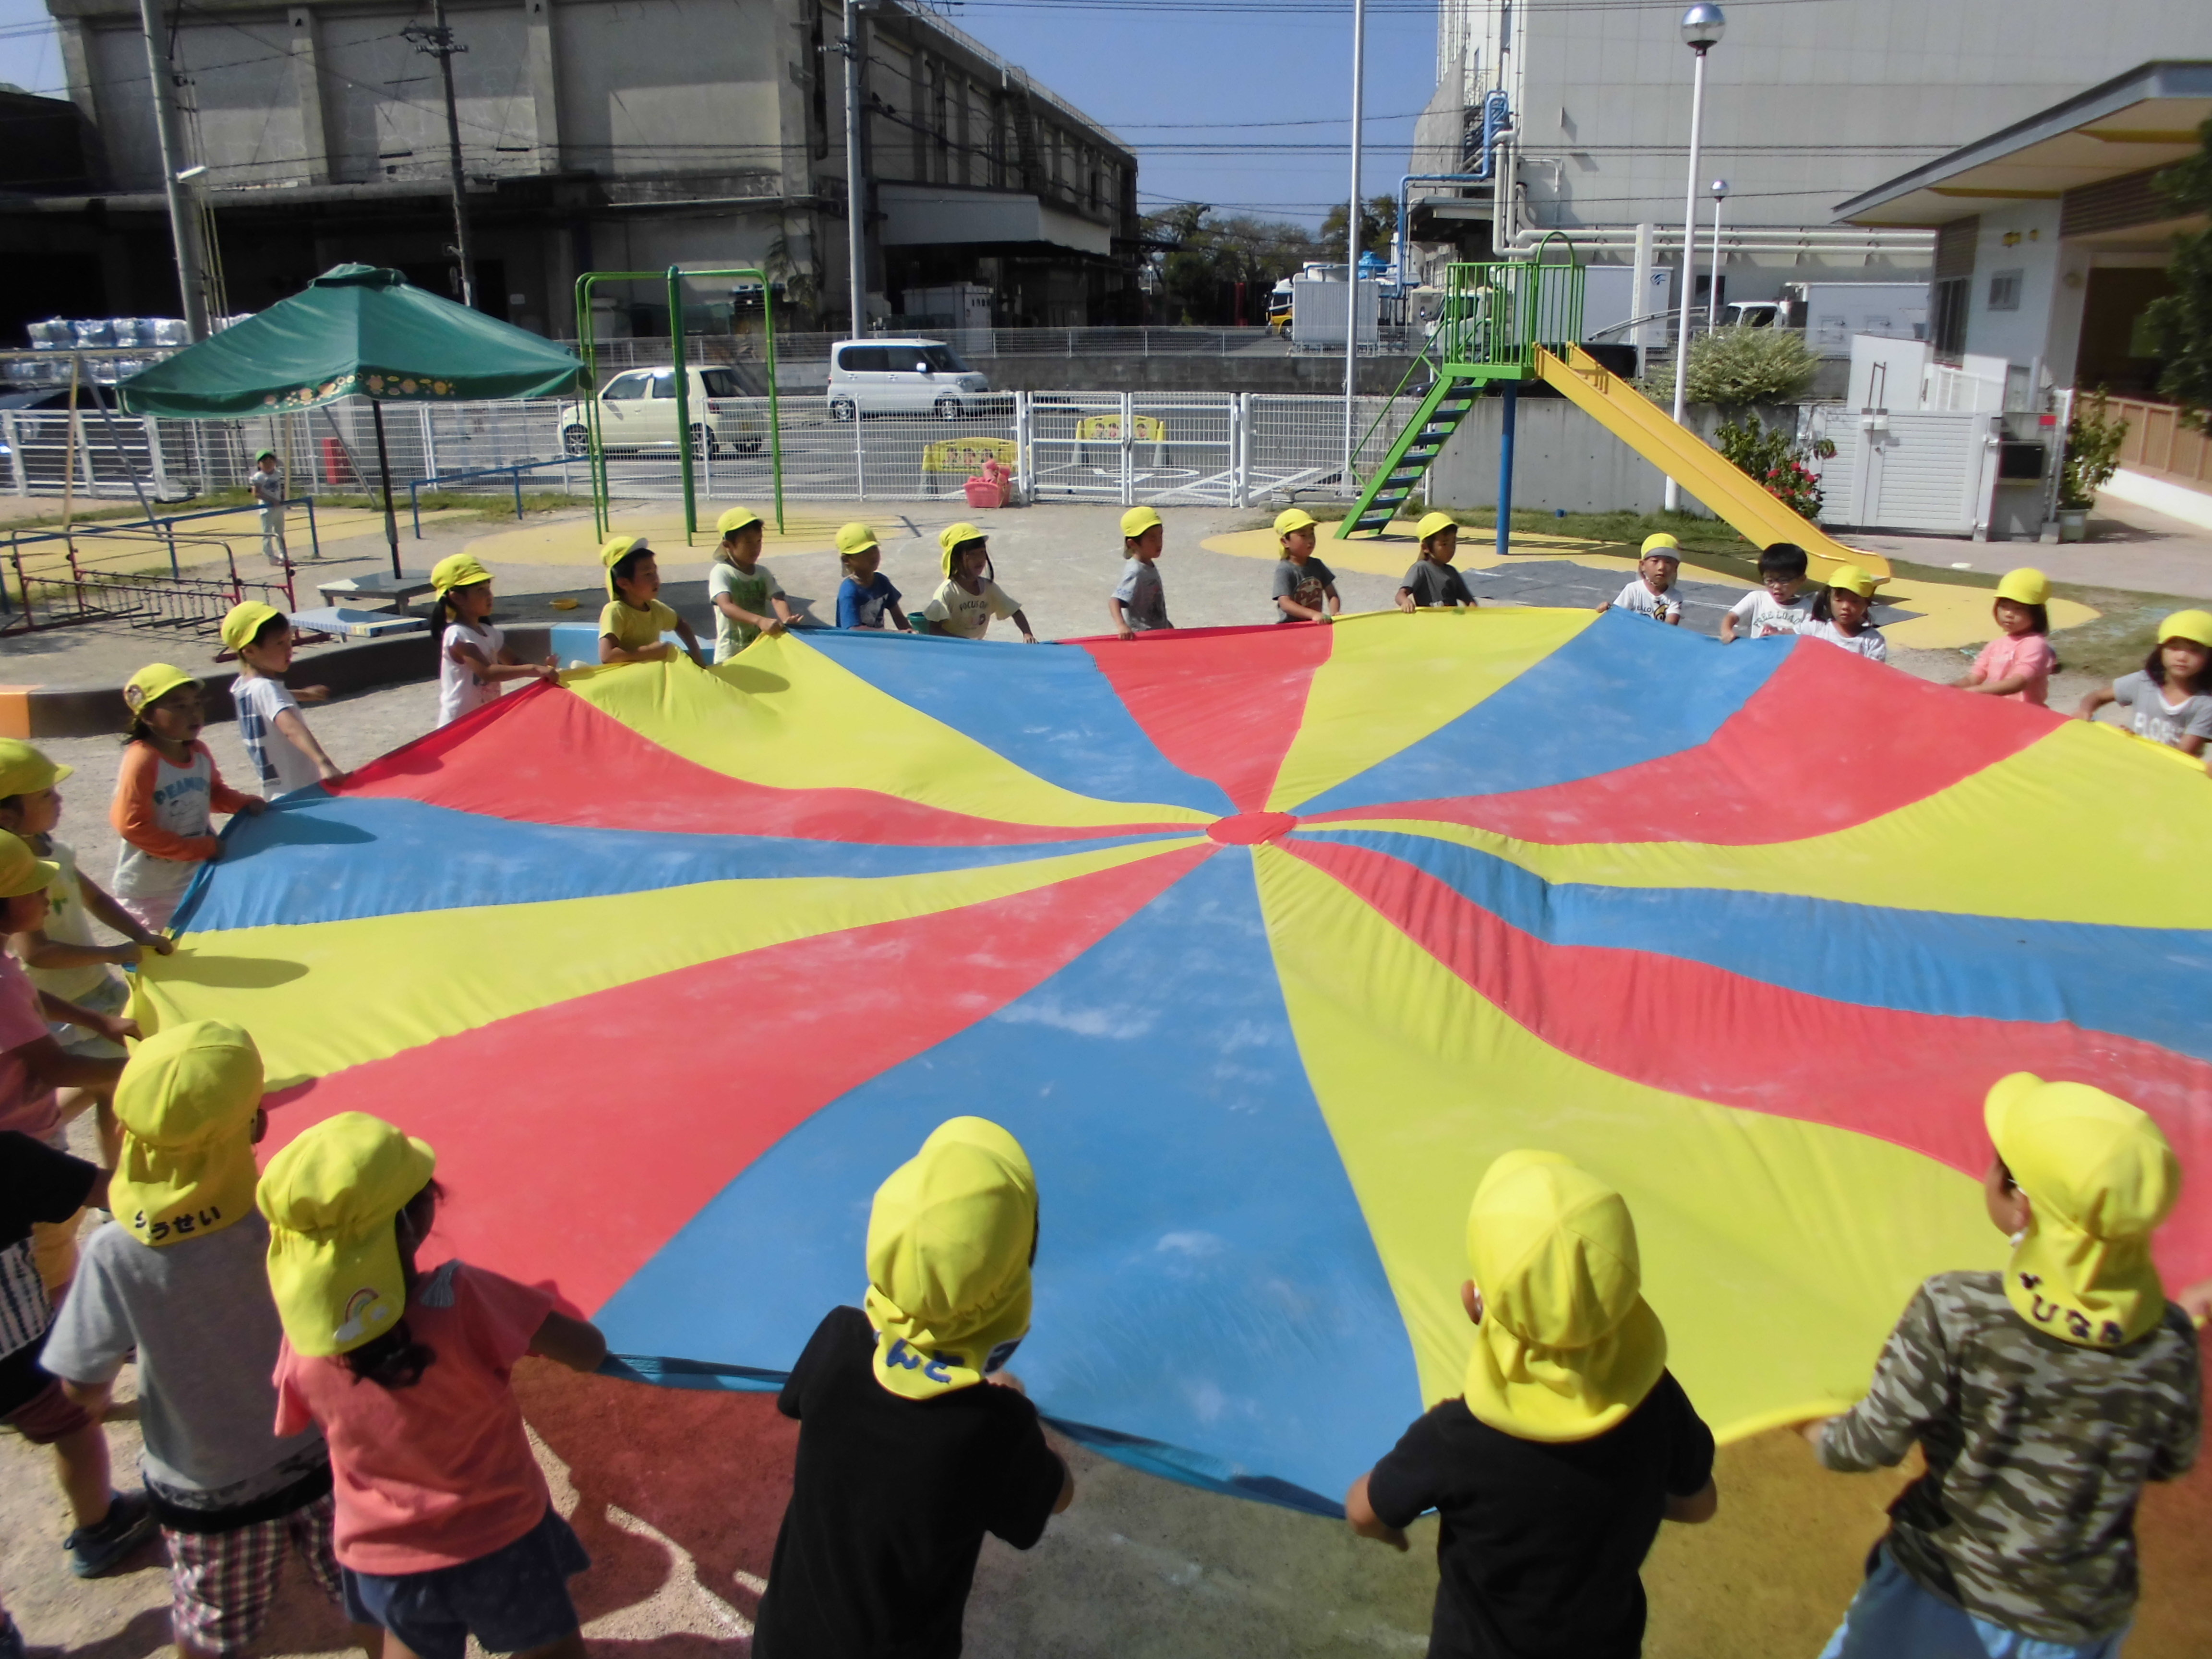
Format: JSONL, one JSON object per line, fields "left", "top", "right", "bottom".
{"left": 166, "top": 1491, "right": 345, "bottom": 1657}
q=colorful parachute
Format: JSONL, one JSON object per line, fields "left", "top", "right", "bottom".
{"left": 138, "top": 611, "right": 2212, "bottom": 1514}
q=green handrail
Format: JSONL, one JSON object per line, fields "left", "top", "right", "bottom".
{"left": 573, "top": 270, "right": 660, "bottom": 540}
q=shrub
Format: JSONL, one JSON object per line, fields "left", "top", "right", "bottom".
{"left": 2059, "top": 390, "right": 2128, "bottom": 509}
{"left": 1714, "top": 412, "right": 1834, "bottom": 520}
{"left": 1683, "top": 325, "right": 1820, "bottom": 407}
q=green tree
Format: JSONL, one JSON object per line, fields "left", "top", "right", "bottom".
{"left": 1141, "top": 204, "right": 1324, "bottom": 324}
{"left": 1319, "top": 193, "right": 1399, "bottom": 260}
{"left": 1683, "top": 325, "right": 1820, "bottom": 406}
{"left": 2142, "top": 115, "right": 2212, "bottom": 429}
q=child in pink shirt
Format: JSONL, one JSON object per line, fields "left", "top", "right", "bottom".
{"left": 1954, "top": 569, "right": 2057, "bottom": 706}
{"left": 259, "top": 1114, "right": 607, "bottom": 1659}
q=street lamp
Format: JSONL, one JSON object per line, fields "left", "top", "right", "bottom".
{"left": 1666, "top": 2, "right": 1723, "bottom": 512}
{"left": 1707, "top": 178, "right": 1730, "bottom": 329}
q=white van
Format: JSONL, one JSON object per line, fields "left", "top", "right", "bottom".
{"left": 827, "top": 338, "right": 992, "bottom": 420}
{"left": 559, "top": 366, "right": 765, "bottom": 457}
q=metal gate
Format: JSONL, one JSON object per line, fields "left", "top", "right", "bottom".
{"left": 1816, "top": 408, "right": 2002, "bottom": 537}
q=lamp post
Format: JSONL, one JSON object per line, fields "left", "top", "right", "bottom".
{"left": 1707, "top": 178, "right": 1729, "bottom": 329}
{"left": 1665, "top": 3, "right": 1723, "bottom": 513}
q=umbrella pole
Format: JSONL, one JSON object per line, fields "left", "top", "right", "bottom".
{"left": 370, "top": 397, "right": 401, "bottom": 578}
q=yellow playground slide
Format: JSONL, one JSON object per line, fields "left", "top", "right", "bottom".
{"left": 1533, "top": 344, "right": 1890, "bottom": 585}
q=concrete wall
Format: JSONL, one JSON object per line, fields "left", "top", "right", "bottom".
{"left": 1426, "top": 398, "right": 1804, "bottom": 517}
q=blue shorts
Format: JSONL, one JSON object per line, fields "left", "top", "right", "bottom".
{"left": 1819, "top": 1543, "right": 2128, "bottom": 1659}
{"left": 341, "top": 1507, "right": 589, "bottom": 1659}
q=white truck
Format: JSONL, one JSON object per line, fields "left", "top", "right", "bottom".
{"left": 1728, "top": 282, "right": 1929, "bottom": 356}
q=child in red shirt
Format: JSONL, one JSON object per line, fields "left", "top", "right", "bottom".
{"left": 258, "top": 1114, "right": 607, "bottom": 1659}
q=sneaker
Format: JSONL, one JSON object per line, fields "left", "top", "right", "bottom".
{"left": 0, "top": 1612, "right": 26, "bottom": 1659}
{"left": 65, "top": 1491, "right": 156, "bottom": 1578}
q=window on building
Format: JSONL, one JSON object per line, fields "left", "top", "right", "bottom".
{"left": 1987, "top": 270, "right": 2023, "bottom": 312}
{"left": 1931, "top": 277, "right": 1970, "bottom": 359}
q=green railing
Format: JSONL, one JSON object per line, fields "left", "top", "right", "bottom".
{"left": 1437, "top": 237, "right": 1584, "bottom": 373}
{"left": 573, "top": 268, "right": 786, "bottom": 542}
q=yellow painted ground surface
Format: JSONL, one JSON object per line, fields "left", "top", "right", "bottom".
{"left": 7, "top": 505, "right": 471, "bottom": 579}
{"left": 1199, "top": 522, "right": 2099, "bottom": 651}
{"left": 467, "top": 505, "right": 911, "bottom": 566}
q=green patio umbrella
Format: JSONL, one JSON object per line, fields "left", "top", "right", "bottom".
{"left": 120, "top": 264, "right": 584, "bottom": 577}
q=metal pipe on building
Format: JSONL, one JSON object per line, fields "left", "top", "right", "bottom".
{"left": 138, "top": 0, "right": 209, "bottom": 340}
{"left": 843, "top": 0, "right": 868, "bottom": 338}
{"left": 1342, "top": 0, "right": 1366, "bottom": 494}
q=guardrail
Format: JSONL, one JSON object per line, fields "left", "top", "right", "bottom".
{"left": 2, "top": 500, "right": 313, "bottom": 634}
{"left": 408, "top": 456, "right": 580, "bottom": 537}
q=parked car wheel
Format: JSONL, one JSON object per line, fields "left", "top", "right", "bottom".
{"left": 562, "top": 424, "right": 591, "bottom": 456}
{"left": 689, "top": 423, "right": 717, "bottom": 459}
{"left": 830, "top": 398, "right": 857, "bottom": 422}
{"left": 736, "top": 437, "right": 765, "bottom": 456}
{"left": 934, "top": 397, "right": 963, "bottom": 421}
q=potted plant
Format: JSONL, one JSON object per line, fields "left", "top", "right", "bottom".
{"left": 2057, "top": 391, "right": 2128, "bottom": 541}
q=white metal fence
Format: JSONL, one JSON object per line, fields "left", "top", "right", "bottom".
{"left": 5, "top": 390, "right": 1428, "bottom": 512}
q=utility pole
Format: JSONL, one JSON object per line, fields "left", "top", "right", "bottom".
{"left": 1340, "top": 0, "right": 1366, "bottom": 493}
{"left": 406, "top": 0, "right": 477, "bottom": 308}
{"left": 841, "top": 0, "right": 868, "bottom": 337}
{"left": 139, "top": 0, "right": 209, "bottom": 339}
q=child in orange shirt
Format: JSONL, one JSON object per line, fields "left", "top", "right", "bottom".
{"left": 108, "top": 665, "right": 263, "bottom": 934}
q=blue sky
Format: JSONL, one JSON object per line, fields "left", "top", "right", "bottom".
{"left": 0, "top": 0, "right": 1437, "bottom": 229}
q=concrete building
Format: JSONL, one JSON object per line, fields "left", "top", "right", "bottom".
{"left": 1407, "top": 0, "right": 2212, "bottom": 306}
{"left": 1836, "top": 60, "right": 2210, "bottom": 402}
{"left": 2, "top": 0, "right": 1138, "bottom": 342}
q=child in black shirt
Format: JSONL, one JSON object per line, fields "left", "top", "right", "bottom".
{"left": 0, "top": 1130, "right": 156, "bottom": 1583}
{"left": 1346, "top": 1151, "right": 1716, "bottom": 1659}
{"left": 1397, "top": 512, "right": 1478, "bottom": 612}
{"left": 753, "top": 1117, "right": 1072, "bottom": 1659}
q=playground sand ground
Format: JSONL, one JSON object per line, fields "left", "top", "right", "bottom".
{"left": 2, "top": 500, "right": 2210, "bottom": 1658}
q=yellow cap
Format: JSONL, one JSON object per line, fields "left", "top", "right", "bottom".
{"left": 864, "top": 1117, "right": 1036, "bottom": 1399}
{"left": 2157, "top": 609, "right": 2212, "bottom": 649}
{"left": 836, "top": 522, "right": 881, "bottom": 558}
{"left": 1639, "top": 533, "right": 1681, "bottom": 560}
{"left": 1994, "top": 567, "right": 2051, "bottom": 607}
{"left": 1827, "top": 564, "right": 1878, "bottom": 598}
{"left": 1462, "top": 1150, "right": 1667, "bottom": 1443}
{"left": 938, "top": 522, "right": 987, "bottom": 577}
{"left": 1985, "top": 1074, "right": 2178, "bottom": 1348}
{"left": 0, "top": 739, "right": 71, "bottom": 800}
{"left": 123, "top": 663, "right": 197, "bottom": 716}
{"left": 1274, "top": 507, "right": 1319, "bottom": 537}
{"left": 716, "top": 505, "right": 763, "bottom": 538}
{"left": 258, "top": 1112, "right": 437, "bottom": 1357}
{"left": 0, "top": 829, "right": 60, "bottom": 901}
{"left": 1121, "top": 505, "right": 1163, "bottom": 539}
{"left": 1416, "top": 511, "right": 1458, "bottom": 545}
{"left": 600, "top": 535, "right": 651, "bottom": 599}
{"left": 220, "top": 601, "right": 284, "bottom": 654}
{"left": 429, "top": 553, "right": 493, "bottom": 595}
{"left": 112, "top": 1020, "right": 263, "bottom": 1248}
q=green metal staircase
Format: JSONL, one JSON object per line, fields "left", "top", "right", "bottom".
{"left": 1338, "top": 244, "right": 1585, "bottom": 539}
{"left": 1343, "top": 378, "right": 1483, "bottom": 536}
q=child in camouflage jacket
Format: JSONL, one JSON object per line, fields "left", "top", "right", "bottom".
{"left": 1805, "top": 1074, "right": 2200, "bottom": 1659}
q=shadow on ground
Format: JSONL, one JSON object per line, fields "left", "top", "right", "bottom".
{"left": 511, "top": 1326, "right": 2212, "bottom": 1659}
